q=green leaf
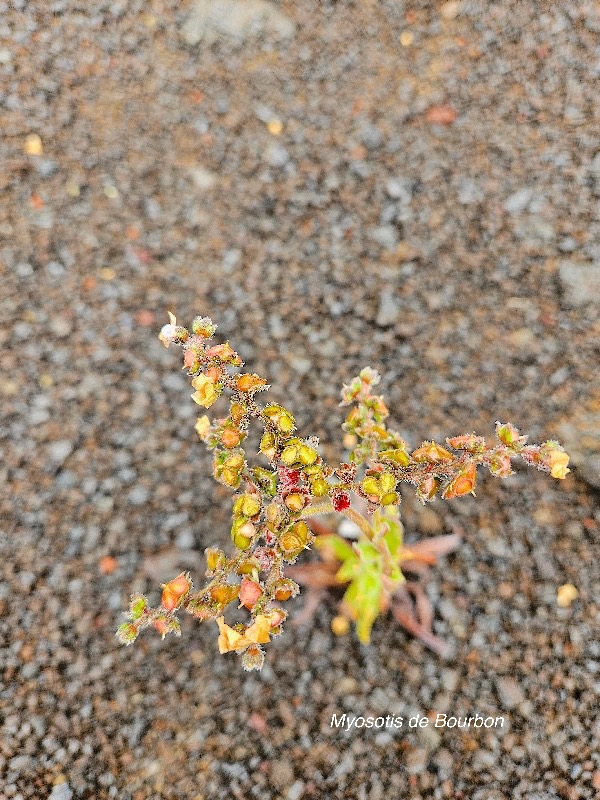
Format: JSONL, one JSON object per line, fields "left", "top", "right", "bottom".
{"left": 382, "top": 518, "right": 404, "bottom": 560}
{"left": 335, "top": 557, "right": 359, "bottom": 584}
{"left": 344, "top": 568, "right": 383, "bottom": 644}
{"left": 314, "top": 534, "right": 356, "bottom": 563}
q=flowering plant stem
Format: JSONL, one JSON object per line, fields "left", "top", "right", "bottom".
{"left": 116, "top": 314, "right": 571, "bottom": 669}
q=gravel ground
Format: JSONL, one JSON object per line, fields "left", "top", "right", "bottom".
{"left": 1, "top": 1, "right": 600, "bottom": 797}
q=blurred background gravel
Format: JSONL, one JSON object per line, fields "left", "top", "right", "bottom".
{"left": 1, "top": 1, "right": 599, "bottom": 797}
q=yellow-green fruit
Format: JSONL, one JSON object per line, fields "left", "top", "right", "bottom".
{"left": 303, "top": 464, "right": 321, "bottom": 477}
{"left": 224, "top": 454, "right": 244, "bottom": 470}
{"left": 362, "top": 476, "right": 381, "bottom": 496}
{"left": 310, "top": 478, "right": 329, "bottom": 497}
{"left": 233, "top": 494, "right": 261, "bottom": 517}
{"left": 231, "top": 518, "right": 255, "bottom": 549}
{"left": 279, "top": 521, "right": 309, "bottom": 552}
{"left": 280, "top": 445, "right": 299, "bottom": 466}
{"left": 205, "top": 548, "right": 224, "bottom": 571}
{"left": 210, "top": 584, "right": 239, "bottom": 605}
{"left": 237, "top": 558, "right": 259, "bottom": 575}
{"left": 285, "top": 492, "right": 306, "bottom": 512}
{"left": 260, "top": 431, "right": 277, "bottom": 459}
{"left": 298, "top": 445, "right": 318, "bottom": 465}
{"left": 221, "top": 468, "right": 241, "bottom": 487}
{"left": 379, "top": 448, "right": 410, "bottom": 466}
{"left": 232, "top": 529, "right": 253, "bottom": 549}
{"left": 381, "top": 491, "right": 399, "bottom": 506}
{"left": 278, "top": 413, "right": 295, "bottom": 433}
{"left": 380, "top": 473, "right": 397, "bottom": 493}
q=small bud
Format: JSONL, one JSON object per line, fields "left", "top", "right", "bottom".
{"left": 184, "top": 347, "right": 202, "bottom": 371}
{"left": 186, "top": 598, "right": 213, "bottom": 620}
{"left": 152, "top": 618, "right": 169, "bottom": 638}
{"left": 496, "top": 422, "right": 527, "bottom": 447}
{"left": 416, "top": 476, "right": 441, "bottom": 503}
{"left": 411, "top": 441, "right": 454, "bottom": 463}
{"left": 359, "top": 367, "right": 380, "bottom": 385}
{"left": 191, "top": 316, "right": 217, "bottom": 338}
{"left": 272, "top": 578, "right": 299, "bottom": 602}
{"left": 236, "top": 373, "right": 267, "bottom": 393}
{"left": 379, "top": 448, "right": 410, "bottom": 466}
{"left": 241, "top": 644, "right": 265, "bottom": 671}
{"left": 159, "top": 312, "right": 187, "bottom": 348}
{"left": 210, "top": 584, "right": 240, "bottom": 605}
{"left": 442, "top": 463, "right": 477, "bottom": 500}
{"left": 239, "top": 577, "right": 263, "bottom": 610}
{"left": 161, "top": 572, "right": 191, "bottom": 612}
{"left": 129, "top": 595, "right": 148, "bottom": 620}
{"left": 265, "top": 608, "right": 287, "bottom": 630}
{"left": 542, "top": 447, "right": 570, "bottom": 480}
{"left": 446, "top": 434, "right": 486, "bottom": 453}
{"left": 205, "top": 341, "right": 242, "bottom": 365}
{"left": 488, "top": 452, "right": 513, "bottom": 478}
{"left": 116, "top": 622, "right": 138, "bottom": 645}
{"left": 205, "top": 547, "right": 225, "bottom": 572}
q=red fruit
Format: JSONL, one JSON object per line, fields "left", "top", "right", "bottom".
{"left": 278, "top": 467, "right": 301, "bottom": 487}
{"left": 332, "top": 491, "right": 351, "bottom": 512}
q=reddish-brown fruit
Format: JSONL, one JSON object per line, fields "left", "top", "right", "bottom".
{"left": 239, "top": 577, "right": 263, "bottom": 610}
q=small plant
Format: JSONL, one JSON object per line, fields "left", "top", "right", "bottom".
{"left": 117, "top": 314, "right": 571, "bottom": 670}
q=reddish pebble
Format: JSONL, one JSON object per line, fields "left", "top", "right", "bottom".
{"left": 248, "top": 712, "right": 268, "bottom": 735}
{"left": 135, "top": 309, "right": 155, "bottom": 327}
{"left": 425, "top": 105, "right": 457, "bottom": 125}
{"left": 98, "top": 555, "right": 118, "bottom": 575}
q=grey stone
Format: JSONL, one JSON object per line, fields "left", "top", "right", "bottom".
{"left": 556, "top": 408, "right": 600, "bottom": 489}
{"left": 368, "top": 225, "right": 398, "bottom": 250}
{"left": 182, "top": 0, "right": 295, "bottom": 46}
{"left": 558, "top": 261, "right": 600, "bottom": 306}
{"left": 375, "top": 293, "right": 400, "bottom": 327}
{"left": 47, "top": 440, "right": 73, "bottom": 464}
{"left": 495, "top": 676, "right": 524, "bottom": 710}
{"left": 504, "top": 188, "right": 532, "bottom": 213}
{"left": 49, "top": 784, "right": 73, "bottom": 800}
{"left": 287, "top": 781, "right": 305, "bottom": 800}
